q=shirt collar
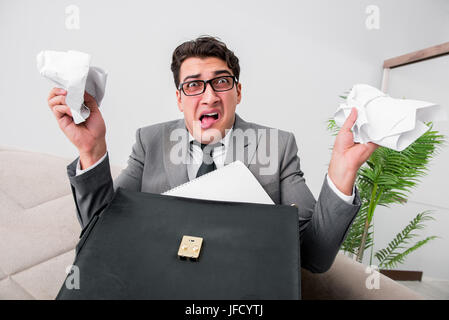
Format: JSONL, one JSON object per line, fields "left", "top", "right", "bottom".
{"left": 188, "top": 126, "right": 234, "bottom": 150}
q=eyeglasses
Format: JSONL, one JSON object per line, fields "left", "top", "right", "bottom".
{"left": 178, "top": 75, "right": 237, "bottom": 96}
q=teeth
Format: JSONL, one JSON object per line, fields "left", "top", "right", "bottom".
{"left": 200, "top": 112, "right": 218, "bottom": 120}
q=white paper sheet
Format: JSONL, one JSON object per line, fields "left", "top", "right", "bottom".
{"left": 37, "top": 50, "right": 107, "bottom": 124}
{"left": 334, "top": 84, "right": 447, "bottom": 151}
{"left": 163, "top": 161, "right": 274, "bottom": 205}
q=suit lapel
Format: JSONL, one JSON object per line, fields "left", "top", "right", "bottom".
{"left": 224, "top": 114, "right": 259, "bottom": 168}
{"left": 163, "top": 119, "right": 190, "bottom": 189}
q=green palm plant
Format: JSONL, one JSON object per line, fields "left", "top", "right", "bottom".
{"left": 375, "top": 211, "right": 437, "bottom": 269}
{"left": 328, "top": 116, "right": 445, "bottom": 266}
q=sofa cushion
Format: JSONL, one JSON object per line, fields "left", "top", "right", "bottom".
{"left": 0, "top": 148, "right": 84, "bottom": 299}
{"left": 12, "top": 250, "right": 76, "bottom": 300}
{"left": 0, "top": 149, "right": 73, "bottom": 209}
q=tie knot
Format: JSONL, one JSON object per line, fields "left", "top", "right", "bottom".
{"left": 192, "top": 141, "right": 223, "bottom": 157}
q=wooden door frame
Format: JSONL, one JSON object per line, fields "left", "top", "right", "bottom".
{"left": 381, "top": 42, "right": 449, "bottom": 93}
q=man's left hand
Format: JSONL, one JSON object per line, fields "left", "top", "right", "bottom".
{"left": 328, "top": 107, "right": 378, "bottom": 196}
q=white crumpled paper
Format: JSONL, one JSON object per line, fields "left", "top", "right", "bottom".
{"left": 37, "top": 50, "right": 108, "bottom": 124}
{"left": 334, "top": 84, "right": 447, "bottom": 151}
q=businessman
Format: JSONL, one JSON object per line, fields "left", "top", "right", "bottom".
{"left": 47, "top": 36, "right": 377, "bottom": 273}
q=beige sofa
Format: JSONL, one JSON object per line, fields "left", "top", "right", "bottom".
{"left": 0, "top": 146, "right": 423, "bottom": 300}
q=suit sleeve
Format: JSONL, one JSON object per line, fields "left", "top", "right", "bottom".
{"left": 67, "top": 128, "right": 146, "bottom": 230}
{"left": 279, "top": 132, "right": 361, "bottom": 273}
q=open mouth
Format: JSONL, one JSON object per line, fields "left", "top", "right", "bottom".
{"left": 199, "top": 112, "right": 220, "bottom": 129}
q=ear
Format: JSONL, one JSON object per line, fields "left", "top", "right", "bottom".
{"left": 176, "top": 89, "right": 183, "bottom": 112}
{"left": 236, "top": 82, "right": 242, "bottom": 105}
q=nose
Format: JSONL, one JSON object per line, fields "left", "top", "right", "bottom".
{"left": 200, "top": 82, "right": 220, "bottom": 105}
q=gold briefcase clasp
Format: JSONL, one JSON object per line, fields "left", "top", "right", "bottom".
{"left": 177, "top": 235, "right": 203, "bottom": 261}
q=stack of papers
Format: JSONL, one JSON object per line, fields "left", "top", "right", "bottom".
{"left": 163, "top": 161, "right": 274, "bottom": 205}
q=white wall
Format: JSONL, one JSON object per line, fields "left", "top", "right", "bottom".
{"left": 1, "top": 0, "right": 448, "bottom": 275}
{"left": 367, "top": 55, "right": 449, "bottom": 280}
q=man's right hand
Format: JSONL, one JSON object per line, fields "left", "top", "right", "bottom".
{"left": 47, "top": 87, "right": 107, "bottom": 170}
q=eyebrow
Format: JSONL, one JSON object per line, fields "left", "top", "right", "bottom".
{"left": 182, "top": 69, "right": 232, "bottom": 83}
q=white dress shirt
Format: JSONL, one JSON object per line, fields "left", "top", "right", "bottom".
{"left": 76, "top": 128, "right": 355, "bottom": 204}
{"left": 186, "top": 128, "right": 233, "bottom": 181}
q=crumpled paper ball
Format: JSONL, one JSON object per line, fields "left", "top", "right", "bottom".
{"left": 334, "top": 84, "right": 447, "bottom": 151}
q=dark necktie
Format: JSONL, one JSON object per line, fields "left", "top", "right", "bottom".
{"left": 193, "top": 141, "right": 223, "bottom": 178}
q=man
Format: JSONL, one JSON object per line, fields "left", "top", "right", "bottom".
{"left": 47, "top": 36, "right": 377, "bottom": 273}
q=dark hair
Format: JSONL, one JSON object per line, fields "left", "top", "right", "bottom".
{"left": 171, "top": 36, "right": 240, "bottom": 89}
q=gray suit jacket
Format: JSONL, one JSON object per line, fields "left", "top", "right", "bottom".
{"left": 67, "top": 113, "right": 361, "bottom": 273}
